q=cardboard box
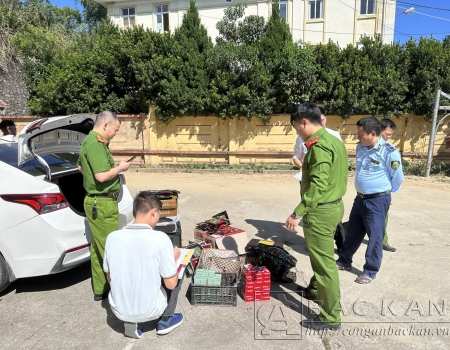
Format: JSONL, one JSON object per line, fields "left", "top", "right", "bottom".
{"left": 194, "top": 228, "right": 248, "bottom": 255}
{"left": 159, "top": 208, "right": 178, "bottom": 218}
{"left": 161, "top": 197, "right": 177, "bottom": 209}
{"left": 215, "top": 231, "right": 248, "bottom": 255}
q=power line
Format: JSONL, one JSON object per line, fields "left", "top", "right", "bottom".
{"left": 397, "top": 5, "right": 450, "bottom": 23}
{"left": 391, "top": 0, "right": 450, "bottom": 13}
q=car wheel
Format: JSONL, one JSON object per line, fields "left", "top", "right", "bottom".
{"left": 0, "top": 254, "right": 11, "bottom": 293}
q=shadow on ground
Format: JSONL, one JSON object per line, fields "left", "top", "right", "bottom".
{"left": 101, "top": 298, "right": 159, "bottom": 336}
{"left": 0, "top": 261, "right": 91, "bottom": 296}
{"left": 245, "top": 219, "right": 308, "bottom": 256}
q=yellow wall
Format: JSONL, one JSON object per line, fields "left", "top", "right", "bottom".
{"left": 3, "top": 112, "right": 450, "bottom": 166}
{"left": 140, "top": 110, "right": 450, "bottom": 165}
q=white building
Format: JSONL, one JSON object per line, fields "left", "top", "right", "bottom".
{"left": 96, "top": 0, "right": 397, "bottom": 47}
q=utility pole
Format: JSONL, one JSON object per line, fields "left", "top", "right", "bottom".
{"left": 425, "top": 90, "right": 450, "bottom": 177}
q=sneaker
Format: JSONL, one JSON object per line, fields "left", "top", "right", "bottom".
{"left": 296, "top": 285, "right": 317, "bottom": 300}
{"left": 93, "top": 292, "right": 108, "bottom": 301}
{"left": 124, "top": 322, "right": 144, "bottom": 339}
{"left": 156, "top": 313, "right": 184, "bottom": 335}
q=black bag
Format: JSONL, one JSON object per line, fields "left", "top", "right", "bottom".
{"left": 334, "top": 221, "right": 347, "bottom": 253}
{"left": 247, "top": 243, "right": 298, "bottom": 283}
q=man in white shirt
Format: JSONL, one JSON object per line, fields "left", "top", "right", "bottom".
{"left": 0, "top": 120, "right": 17, "bottom": 137}
{"left": 292, "top": 107, "right": 342, "bottom": 195}
{"left": 320, "top": 107, "right": 342, "bottom": 141}
{"left": 103, "top": 191, "right": 183, "bottom": 339}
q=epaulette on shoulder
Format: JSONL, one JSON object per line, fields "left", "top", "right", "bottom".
{"left": 384, "top": 142, "right": 396, "bottom": 152}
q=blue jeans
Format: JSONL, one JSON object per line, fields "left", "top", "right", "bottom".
{"left": 337, "top": 194, "right": 391, "bottom": 278}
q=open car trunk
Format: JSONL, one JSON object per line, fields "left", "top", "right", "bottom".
{"left": 13, "top": 115, "right": 127, "bottom": 218}
{"left": 55, "top": 172, "right": 125, "bottom": 217}
{"left": 55, "top": 172, "right": 86, "bottom": 216}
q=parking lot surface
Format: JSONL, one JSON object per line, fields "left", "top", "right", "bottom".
{"left": 1, "top": 171, "right": 449, "bottom": 350}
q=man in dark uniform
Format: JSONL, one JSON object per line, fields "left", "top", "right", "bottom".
{"left": 336, "top": 116, "right": 404, "bottom": 284}
{"left": 77, "top": 111, "right": 132, "bottom": 301}
{"left": 286, "top": 102, "right": 348, "bottom": 331}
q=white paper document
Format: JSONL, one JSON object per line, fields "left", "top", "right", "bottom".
{"left": 293, "top": 171, "right": 302, "bottom": 181}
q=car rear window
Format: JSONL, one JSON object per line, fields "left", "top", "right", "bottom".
{"left": 0, "top": 143, "right": 79, "bottom": 176}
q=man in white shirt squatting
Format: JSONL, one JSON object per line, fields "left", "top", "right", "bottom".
{"left": 103, "top": 191, "right": 183, "bottom": 339}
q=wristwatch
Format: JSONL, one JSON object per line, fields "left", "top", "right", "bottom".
{"left": 291, "top": 211, "right": 301, "bottom": 220}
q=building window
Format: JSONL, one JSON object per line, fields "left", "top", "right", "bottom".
{"left": 122, "top": 8, "right": 135, "bottom": 29}
{"left": 272, "top": 0, "right": 287, "bottom": 21}
{"left": 155, "top": 5, "right": 169, "bottom": 32}
{"left": 360, "top": 0, "right": 376, "bottom": 15}
{"left": 308, "top": 0, "right": 323, "bottom": 19}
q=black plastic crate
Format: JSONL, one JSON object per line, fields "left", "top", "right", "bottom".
{"left": 190, "top": 283, "right": 238, "bottom": 306}
{"left": 157, "top": 221, "right": 182, "bottom": 247}
{"left": 220, "top": 272, "right": 237, "bottom": 286}
{"left": 190, "top": 272, "right": 238, "bottom": 306}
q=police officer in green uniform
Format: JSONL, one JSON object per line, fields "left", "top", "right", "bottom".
{"left": 77, "top": 111, "right": 132, "bottom": 301}
{"left": 286, "top": 102, "right": 348, "bottom": 331}
{"left": 379, "top": 118, "right": 398, "bottom": 252}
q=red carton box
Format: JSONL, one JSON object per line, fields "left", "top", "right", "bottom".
{"left": 240, "top": 264, "right": 271, "bottom": 302}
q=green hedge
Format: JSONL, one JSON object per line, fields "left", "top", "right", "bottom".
{"left": 7, "top": 1, "right": 450, "bottom": 122}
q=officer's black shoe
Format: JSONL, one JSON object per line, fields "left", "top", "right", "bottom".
{"left": 383, "top": 244, "right": 396, "bottom": 252}
{"left": 94, "top": 293, "right": 108, "bottom": 301}
{"left": 303, "top": 316, "right": 341, "bottom": 331}
{"left": 296, "top": 285, "right": 317, "bottom": 300}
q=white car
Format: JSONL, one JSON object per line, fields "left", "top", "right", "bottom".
{"left": 0, "top": 115, "right": 134, "bottom": 293}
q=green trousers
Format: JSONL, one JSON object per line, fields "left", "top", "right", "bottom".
{"left": 84, "top": 196, "right": 119, "bottom": 296}
{"left": 303, "top": 201, "right": 344, "bottom": 326}
{"left": 382, "top": 212, "right": 389, "bottom": 245}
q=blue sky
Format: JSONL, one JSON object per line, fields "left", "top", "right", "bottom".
{"left": 394, "top": 0, "right": 450, "bottom": 42}
{"left": 51, "top": 0, "right": 450, "bottom": 44}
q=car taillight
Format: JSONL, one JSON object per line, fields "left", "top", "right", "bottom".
{"left": 66, "top": 243, "right": 90, "bottom": 254}
{"left": 25, "top": 118, "right": 48, "bottom": 133}
{"left": 0, "top": 193, "right": 69, "bottom": 214}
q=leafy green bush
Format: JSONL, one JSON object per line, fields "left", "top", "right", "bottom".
{"left": 402, "top": 157, "right": 449, "bottom": 177}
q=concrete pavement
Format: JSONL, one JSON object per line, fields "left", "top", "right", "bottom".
{"left": 1, "top": 171, "right": 449, "bottom": 350}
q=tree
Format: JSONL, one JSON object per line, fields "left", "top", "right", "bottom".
{"left": 28, "top": 20, "right": 126, "bottom": 115}
{"left": 0, "top": 0, "right": 25, "bottom": 69}
{"left": 78, "top": 0, "right": 107, "bottom": 32}
{"left": 314, "top": 36, "right": 409, "bottom": 118}
{"left": 272, "top": 42, "right": 320, "bottom": 113}
{"left": 208, "top": 3, "right": 273, "bottom": 121}
{"left": 406, "top": 37, "right": 450, "bottom": 118}
{"left": 215, "top": 3, "right": 265, "bottom": 45}
{"left": 258, "top": 0, "right": 292, "bottom": 67}
{"left": 358, "top": 35, "right": 409, "bottom": 117}
{"left": 155, "top": 0, "right": 213, "bottom": 118}
{"left": 257, "top": 0, "right": 294, "bottom": 113}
